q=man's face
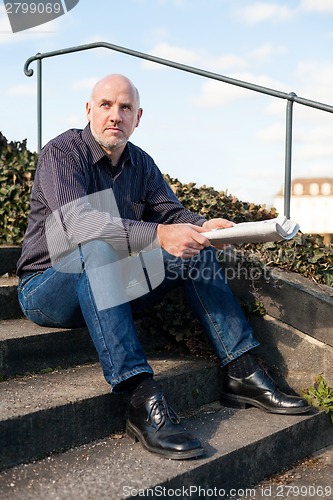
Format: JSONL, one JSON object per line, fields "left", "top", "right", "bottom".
{"left": 86, "top": 75, "right": 142, "bottom": 155}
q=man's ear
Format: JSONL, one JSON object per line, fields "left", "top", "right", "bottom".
{"left": 136, "top": 108, "right": 143, "bottom": 128}
{"left": 86, "top": 101, "right": 91, "bottom": 122}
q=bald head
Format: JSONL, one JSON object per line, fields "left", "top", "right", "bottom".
{"left": 90, "top": 74, "right": 141, "bottom": 108}
{"left": 86, "top": 74, "right": 143, "bottom": 163}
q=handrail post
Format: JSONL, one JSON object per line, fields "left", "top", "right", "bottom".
{"left": 284, "top": 93, "right": 296, "bottom": 218}
{"left": 37, "top": 55, "right": 42, "bottom": 153}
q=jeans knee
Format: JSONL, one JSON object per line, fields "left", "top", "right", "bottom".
{"left": 80, "top": 240, "right": 123, "bottom": 269}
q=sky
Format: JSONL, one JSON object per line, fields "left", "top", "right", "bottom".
{"left": 1, "top": 0, "right": 333, "bottom": 208}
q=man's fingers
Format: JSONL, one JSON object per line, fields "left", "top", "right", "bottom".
{"left": 157, "top": 223, "right": 211, "bottom": 258}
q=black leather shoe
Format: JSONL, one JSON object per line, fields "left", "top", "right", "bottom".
{"left": 221, "top": 367, "right": 310, "bottom": 415}
{"left": 126, "top": 391, "right": 204, "bottom": 459}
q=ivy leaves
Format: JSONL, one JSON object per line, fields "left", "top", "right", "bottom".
{"left": 0, "top": 132, "right": 37, "bottom": 245}
{"left": 302, "top": 375, "right": 333, "bottom": 423}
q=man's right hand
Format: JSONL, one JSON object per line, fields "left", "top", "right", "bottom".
{"left": 156, "top": 223, "right": 210, "bottom": 258}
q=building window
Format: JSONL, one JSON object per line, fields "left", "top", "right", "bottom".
{"left": 322, "top": 182, "right": 331, "bottom": 195}
{"left": 293, "top": 183, "right": 303, "bottom": 195}
{"left": 309, "top": 183, "right": 320, "bottom": 195}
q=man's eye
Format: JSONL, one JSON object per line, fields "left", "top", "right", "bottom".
{"left": 101, "top": 102, "right": 110, "bottom": 108}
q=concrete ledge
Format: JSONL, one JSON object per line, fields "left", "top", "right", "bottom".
{"left": 0, "top": 246, "right": 21, "bottom": 276}
{"left": 251, "top": 315, "right": 333, "bottom": 389}
{"left": 0, "top": 278, "right": 22, "bottom": 320}
{"left": 226, "top": 264, "right": 333, "bottom": 347}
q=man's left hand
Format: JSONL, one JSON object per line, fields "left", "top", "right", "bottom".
{"left": 202, "top": 218, "right": 235, "bottom": 250}
{"left": 202, "top": 218, "right": 234, "bottom": 231}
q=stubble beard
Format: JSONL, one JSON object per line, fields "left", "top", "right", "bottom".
{"left": 93, "top": 131, "right": 128, "bottom": 154}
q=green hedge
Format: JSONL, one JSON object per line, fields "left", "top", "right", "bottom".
{"left": 0, "top": 132, "right": 37, "bottom": 245}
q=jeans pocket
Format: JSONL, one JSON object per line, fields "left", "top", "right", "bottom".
{"left": 18, "top": 272, "right": 43, "bottom": 294}
{"left": 22, "top": 308, "right": 65, "bottom": 328}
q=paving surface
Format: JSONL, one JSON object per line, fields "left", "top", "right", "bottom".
{"left": 248, "top": 444, "right": 333, "bottom": 500}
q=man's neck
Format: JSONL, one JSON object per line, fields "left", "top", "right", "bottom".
{"left": 101, "top": 144, "right": 126, "bottom": 167}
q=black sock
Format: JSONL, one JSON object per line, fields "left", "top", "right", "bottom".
{"left": 227, "top": 352, "right": 259, "bottom": 378}
{"left": 129, "top": 375, "right": 162, "bottom": 407}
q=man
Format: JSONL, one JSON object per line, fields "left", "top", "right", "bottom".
{"left": 17, "top": 74, "right": 309, "bottom": 460}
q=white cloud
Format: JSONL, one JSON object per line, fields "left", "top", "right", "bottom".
{"left": 258, "top": 104, "right": 333, "bottom": 157}
{"left": 249, "top": 43, "right": 288, "bottom": 64}
{"left": 71, "top": 78, "right": 99, "bottom": 91}
{"left": 142, "top": 42, "right": 201, "bottom": 69}
{"left": 299, "top": 0, "right": 333, "bottom": 13}
{"left": 65, "top": 114, "right": 85, "bottom": 126}
{"left": 294, "top": 62, "right": 333, "bottom": 104}
{"left": 246, "top": 168, "right": 282, "bottom": 181}
{"left": 150, "top": 27, "right": 169, "bottom": 41}
{"left": 236, "top": 2, "right": 294, "bottom": 25}
{"left": 256, "top": 122, "right": 285, "bottom": 144}
{"left": 194, "top": 72, "right": 287, "bottom": 108}
{"left": 295, "top": 124, "right": 333, "bottom": 144}
{"left": 293, "top": 141, "right": 333, "bottom": 161}
{"left": 194, "top": 79, "right": 249, "bottom": 107}
{"left": 157, "top": 0, "right": 186, "bottom": 6}
{"left": 263, "top": 99, "right": 287, "bottom": 117}
{"left": 7, "top": 84, "right": 36, "bottom": 96}
{"left": 206, "top": 54, "right": 248, "bottom": 72}
{"left": 144, "top": 43, "right": 250, "bottom": 75}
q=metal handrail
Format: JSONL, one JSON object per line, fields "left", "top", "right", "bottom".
{"left": 24, "top": 41, "right": 333, "bottom": 217}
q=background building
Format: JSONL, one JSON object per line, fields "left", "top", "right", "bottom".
{"left": 274, "top": 178, "right": 333, "bottom": 244}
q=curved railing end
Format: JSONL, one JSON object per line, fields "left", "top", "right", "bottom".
{"left": 24, "top": 53, "right": 42, "bottom": 77}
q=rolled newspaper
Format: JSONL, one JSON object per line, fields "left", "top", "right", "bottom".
{"left": 202, "top": 216, "right": 300, "bottom": 245}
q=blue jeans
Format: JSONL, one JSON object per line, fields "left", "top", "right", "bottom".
{"left": 18, "top": 241, "right": 259, "bottom": 392}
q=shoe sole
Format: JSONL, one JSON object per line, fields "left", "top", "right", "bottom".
{"left": 126, "top": 421, "right": 205, "bottom": 460}
{"left": 220, "top": 393, "right": 312, "bottom": 415}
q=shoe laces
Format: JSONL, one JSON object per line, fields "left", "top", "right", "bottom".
{"left": 148, "top": 396, "right": 180, "bottom": 430}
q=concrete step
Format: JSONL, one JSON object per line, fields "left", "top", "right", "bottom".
{"left": 0, "top": 317, "right": 168, "bottom": 379}
{"left": 0, "top": 357, "right": 220, "bottom": 471}
{"left": 0, "top": 318, "right": 97, "bottom": 378}
{"left": 0, "top": 402, "right": 332, "bottom": 500}
{"left": 0, "top": 277, "right": 22, "bottom": 320}
{"left": 0, "top": 244, "right": 23, "bottom": 320}
{"left": 0, "top": 246, "right": 21, "bottom": 276}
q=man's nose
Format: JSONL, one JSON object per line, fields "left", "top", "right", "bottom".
{"left": 109, "top": 106, "right": 121, "bottom": 123}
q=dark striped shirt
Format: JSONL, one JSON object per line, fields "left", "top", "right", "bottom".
{"left": 17, "top": 125, "right": 206, "bottom": 274}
